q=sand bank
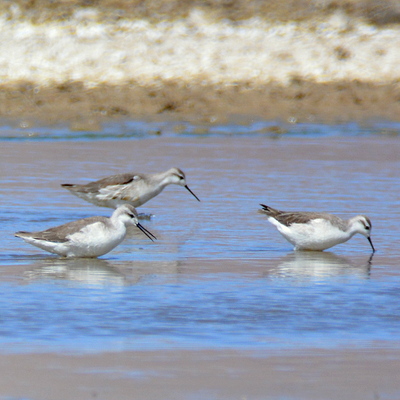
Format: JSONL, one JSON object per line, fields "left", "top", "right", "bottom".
{"left": 1, "top": 4, "right": 400, "bottom": 127}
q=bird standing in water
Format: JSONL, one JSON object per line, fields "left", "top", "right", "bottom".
{"left": 61, "top": 167, "right": 200, "bottom": 209}
{"left": 15, "top": 204, "right": 156, "bottom": 258}
{"left": 259, "top": 204, "right": 375, "bottom": 252}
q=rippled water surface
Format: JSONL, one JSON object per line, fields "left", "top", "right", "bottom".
{"left": 0, "top": 123, "right": 399, "bottom": 353}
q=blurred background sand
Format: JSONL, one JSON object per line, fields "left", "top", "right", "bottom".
{"left": 1, "top": 0, "right": 400, "bottom": 128}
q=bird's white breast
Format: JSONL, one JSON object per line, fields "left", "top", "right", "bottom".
{"left": 271, "top": 218, "right": 349, "bottom": 251}
{"left": 65, "top": 221, "right": 126, "bottom": 257}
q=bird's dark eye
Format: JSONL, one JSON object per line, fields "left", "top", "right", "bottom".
{"left": 128, "top": 213, "right": 135, "bottom": 218}
{"left": 365, "top": 226, "right": 370, "bottom": 230}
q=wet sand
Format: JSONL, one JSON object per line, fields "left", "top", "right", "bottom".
{"left": 1, "top": 347, "right": 400, "bottom": 400}
{"left": 4, "top": 80, "right": 400, "bottom": 128}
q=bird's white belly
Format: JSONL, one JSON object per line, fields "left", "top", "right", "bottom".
{"left": 276, "top": 219, "right": 348, "bottom": 251}
{"left": 95, "top": 186, "right": 138, "bottom": 208}
{"left": 23, "top": 238, "right": 71, "bottom": 257}
{"left": 96, "top": 183, "right": 164, "bottom": 208}
{"left": 66, "top": 224, "right": 125, "bottom": 257}
{"left": 24, "top": 222, "right": 126, "bottom": 258}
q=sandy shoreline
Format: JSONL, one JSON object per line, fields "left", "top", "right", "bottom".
{"left": 3, "top": 79, "right": 400, "bottom": 129}
{"left": 1, "top": 347, "right": 399, "bottom": 399}
{"left": 1, "top": 2, "right": 400, "bottom": 128}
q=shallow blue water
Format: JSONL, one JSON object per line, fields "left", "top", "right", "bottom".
{"left": 1, "top": 119, "right": 399, "bottom": 141}
{"left": 0, "top": 121, "right": 399, "bottom": 353}
{"left": 0, "top": 276, "right": 399, "bottom": 352}
{"left": 0, "top": 270, "right": 399, "bottom": 352}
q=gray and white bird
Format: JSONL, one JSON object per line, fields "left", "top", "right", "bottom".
{"left": 259, "top": 204, "right": 375, "bottom": 252}
{"left": 15, "top": 204, "right": 156, "bottom": 258}
{"left": 61, "top": 167, "right": 200, "bottom": 209}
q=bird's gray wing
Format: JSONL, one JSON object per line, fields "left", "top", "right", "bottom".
{"left": 260, "top": 205, "right": 329, "bottom": 227}
{"left": 19, "top": 217, "right": 108, "bottom": 242}
{"left": 272, "top": 212, "right": 322, "bottom": 227}
{"left": 63, "top": 173, "right": 143, "bottom": 193}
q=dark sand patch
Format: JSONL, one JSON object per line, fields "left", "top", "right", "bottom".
{"left": 3, "top": 0, "right": 400, "bottom": 26}
{"left": 2, "top": 79, "right": 400, "bottom": 129}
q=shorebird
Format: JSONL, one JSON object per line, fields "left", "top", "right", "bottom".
{"left": 61, "top": 167, "right": 200, "bottom": 209}
{"left": 15, "top": 204, "right": 156, "bottom": 258}
{"left": 259, "top": 204, "right": 375, "bottom": 252}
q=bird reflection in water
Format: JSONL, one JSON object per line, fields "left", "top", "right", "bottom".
{"left": 24, "top": 258, "right": 128, "bottom": 286}
{"left": 23, "top": 257, "right": 181, "bottom": 286}
{"left": 269, "top": 251, "right": 373, "bottom": 280}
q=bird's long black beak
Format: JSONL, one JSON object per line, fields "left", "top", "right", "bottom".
{"left": 137, "top": 223, "right": 157, "bottom": 241}
{"left": 368, "top": 237, "right": 375, "bottom": 253}
{"left": 185, "top": 185, "right": 200, "bottom": 202}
